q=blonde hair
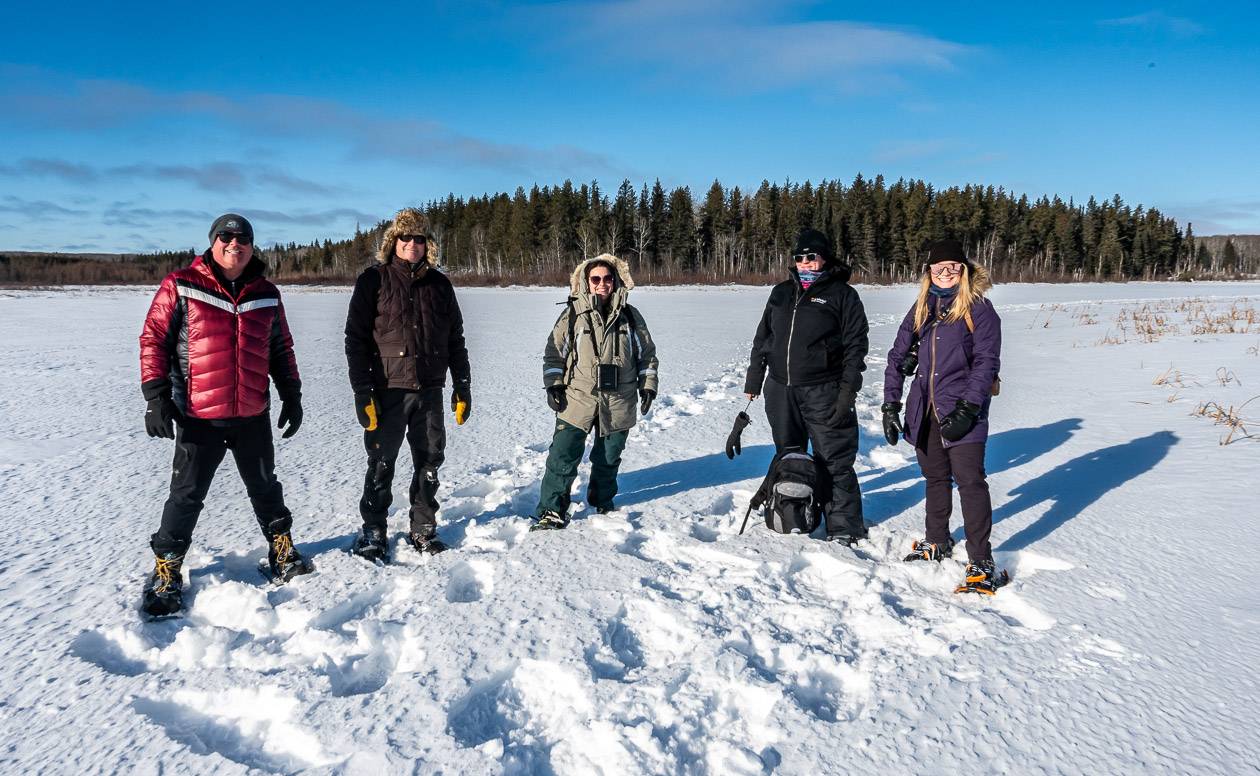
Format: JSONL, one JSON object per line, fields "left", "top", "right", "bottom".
{"left": 911, "top": 267, "right": 984, "bottom": 331}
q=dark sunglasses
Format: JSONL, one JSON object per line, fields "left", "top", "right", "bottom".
{"left": 792, "top": 252, "right": 822, "bottom": 263}
{"left": 215, "top": 232, "right": 252, "bottom": 245}
{"left": 589, "top": 274, "right": 614, "bottom": 285}
{"left": 397, "top": 234, "right": 427, "bottom": 243}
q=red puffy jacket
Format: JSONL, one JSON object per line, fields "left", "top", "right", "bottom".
{"left": 140, "top": 256, "right": 300, "bottom": 420}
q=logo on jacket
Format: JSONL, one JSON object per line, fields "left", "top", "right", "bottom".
{"left": 810, "top": 298, "right": 829, "bottom": 305}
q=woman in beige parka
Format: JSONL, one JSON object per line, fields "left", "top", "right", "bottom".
{"left": 533, "top": 254, "right": 659, "bottom": 529}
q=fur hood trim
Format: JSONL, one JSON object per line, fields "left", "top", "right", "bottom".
{"left": 569, "top": 253, "right": 635, "bottom": 295}
{"left": 378, "top": 207, "right": 439, "bottom": 265}
{"left": 969, "top": 264, "right": 993, "bottom": 295}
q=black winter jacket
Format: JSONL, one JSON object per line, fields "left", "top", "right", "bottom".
{"left": 744, "top": 266, "right": 869, "bottom": 394}
{"left": 345, "top": 260, "right": 471, "bottom": 393}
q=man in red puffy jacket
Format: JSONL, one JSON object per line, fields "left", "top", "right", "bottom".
{"left": 138, "top": 213, "right": 310, "bottom": 617}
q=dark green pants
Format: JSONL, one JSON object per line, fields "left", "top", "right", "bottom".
{"left": 537, "top": 420, "right": 629, "bottom": 516}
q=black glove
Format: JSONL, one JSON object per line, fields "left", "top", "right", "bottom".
{"left": 898, "top": 339, "right": 920, "bottom": 377}
{"left": 277, "top": 397, "right": 303, "bottom": 439}
{"left": 725, "top": 411, "right": 751, "bottom": 459}
{"left": 639, "top": 389, "right": 655, "bottom": 415}
{"left": 938, "top": 399, "right": 981, "bottom": 442}
{"left": 452, "top": 381, "right": 472, "bottom": 425}
{"left": 144, "top": 395, "right": 179, "bottom": 439}
{"left": 829, "top": 386, "right": 856, "bottom": 425}
{"left": 355, "top": 390, "right": 380, "bottom": 431}
{"left": 546, "top": 385, "right": 567, "bottom": 413}
{"left": 881, "top": 401, "right": 903, "bottom": 446}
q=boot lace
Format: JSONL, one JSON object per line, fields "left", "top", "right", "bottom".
{"left": 153, "top": 556, "right": 180, "bottom": 592}
{"left": 272, "top": 533, "right": 294, "bottom": 565}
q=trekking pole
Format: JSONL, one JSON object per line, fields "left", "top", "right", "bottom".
{"left": 737, "top": 502, "right": 754, "bottom": 535}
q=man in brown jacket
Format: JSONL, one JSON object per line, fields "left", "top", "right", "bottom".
{"left": 344, "top": 208, "right": 471, "bottom": 559}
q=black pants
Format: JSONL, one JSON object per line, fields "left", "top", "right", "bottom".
{"left": 915, "top": 412, "right": 992, "bottom": 562}
{"left": 763, "top": 377, "right": 865, "bottom": 537}
{"left": 360, "top": 387, "right": 446, "bottom": 536}
{"left": 151, "top": 414, "right": 292, "bottom": 556}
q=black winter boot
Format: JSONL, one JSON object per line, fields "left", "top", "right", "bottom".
{"left": 530, "top": 510, "right": 569, "bottom": 532}
{"left": 407, "top": 531, "right": 448, "bottom": 555}
{"left": 351, "top": 525, "right": 389, "bottom": 563}
{"left": 266, "top": 532, "right": 313, "bottom": 583}
{"left": 142, "top": 552, "right": 185, "bottom": 617}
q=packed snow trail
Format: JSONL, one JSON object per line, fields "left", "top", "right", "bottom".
{"left": 0, "top": 282, "right": 1256, "bottom": 774}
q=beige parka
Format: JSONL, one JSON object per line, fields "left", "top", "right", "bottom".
{"left": 542, "top": 254, "right": 659, "bottom": 435}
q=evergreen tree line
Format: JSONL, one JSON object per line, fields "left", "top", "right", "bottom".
{"left": 3, "top": 175, "right": 1255, "bottom": 286}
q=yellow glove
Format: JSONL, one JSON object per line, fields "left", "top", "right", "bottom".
{"left": 355, "top": 391, "right": 379, "bottom": 431}
{"left": 452, "top": 383, "right": 471, "bottom": 426}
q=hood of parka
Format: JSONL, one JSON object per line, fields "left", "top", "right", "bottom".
{"left": 569, "top": 253, "right": 635, "bottom": 315}
{"left": 968, "top": 264, "right": 994, "bottom": 295}
{"left": 377, "top": 207, "right": 440, "bottom": 266}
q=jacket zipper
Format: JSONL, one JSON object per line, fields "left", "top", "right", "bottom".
{"left": 785, "top": 285, "right": 806, "bottom": 386}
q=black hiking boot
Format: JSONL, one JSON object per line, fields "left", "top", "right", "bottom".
{"left": 954, "top": 559, "right": 1010, "bottom": 595}
{"left": 825, "top": 530, "right": 867, "bottom": 547}
{"left": 407, "top": 531, "right": 448, "bottom": 555}
{"left": 530, "top": 510, "right": 569, "bottom": 532}
{"left": 594, "top": 504, "right": 616, "bottom": 515}
{"left": 265, "top": 532, "right": 313, "bottom": 583}
{"left": 142, "top": 551, "right": 185, "bottom": 618}
{"left": 351, "top": 526, "right": 390, "bottom": 563}
{"left": 903, "top": 538, "right": 954, "bottom": 562}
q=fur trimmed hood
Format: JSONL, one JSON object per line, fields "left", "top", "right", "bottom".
{"left": 569, "top": 253, "right": 635, "bottom": 296}
{"left": 967, "top": 264, "right": 993, "bottom": 295}
{"left": 377, "top": 207, "right": 439, "bottom": 265}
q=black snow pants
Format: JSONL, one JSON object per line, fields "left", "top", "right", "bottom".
{"left": 359, "top": 387, "right": 446, "bottom": 537}
{"left": 151, "top": 414, "right": 292, "bottom": 556}
{"left": 915, "top": 412, "right": 992, "bottom": 562}
{"left": 763, "top": 377, "right": 866, "bottom": 537}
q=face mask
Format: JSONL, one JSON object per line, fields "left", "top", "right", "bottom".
{"left": 798, "top": 269, "right": 821, "bottom": 288}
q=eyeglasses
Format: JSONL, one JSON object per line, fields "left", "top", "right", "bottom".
{"left": 792, "top": 253, "right": 823, "bottom": 264}
{"left": 588, "top": 274, "right": 614, "bottom": 285}
{"left": 215, "top": 232, "right": 252, "bottom": 246}
{"left": 397, "top": 234, "right": 427, "bottom": 243}
{"left": 930, "top": 262, "right": 964, "bottom": 276}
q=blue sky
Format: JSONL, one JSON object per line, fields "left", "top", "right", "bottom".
{"left": 2, "top": 1, "right": 1257, "bottom": 252}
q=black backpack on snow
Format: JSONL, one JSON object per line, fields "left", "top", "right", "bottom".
{"left": 739, "top": 448, "right": 830, "bottom": 535}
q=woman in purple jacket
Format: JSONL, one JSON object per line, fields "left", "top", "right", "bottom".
{"left": 882, "top": 240, "right": 1005, "bottom": 594}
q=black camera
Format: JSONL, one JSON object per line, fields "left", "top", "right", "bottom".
{"left": 898, "top": 340, "right": 920, "bottom": 377}
{"left": 598, "top": 364, "right": 620, "bottom": 390}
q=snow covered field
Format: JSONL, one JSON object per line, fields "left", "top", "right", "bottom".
{"left": 1, "top": 280, "right": 1257, "bottom": 775}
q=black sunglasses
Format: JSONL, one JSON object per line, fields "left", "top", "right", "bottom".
{"left": 792, "top": 252, "right": 822, "bottom": 263}
{"left": 397, "top": 234, "right": 427, "bottom": 243}
{"left": 215, "top": 232, "right": 252, "bottom": 245}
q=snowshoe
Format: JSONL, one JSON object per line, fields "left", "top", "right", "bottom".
{"left": 594, "top": 504, "right": 617, "bottom": 515}
{"left": 530, "top": 510, "right": 569, "bottom": 532}
{"left": 407, "top": 531, "right": 449, "bottom": 555}
{"left": 954, "top": 559, "right": 1010, "bottom": 595}
{"left": 260, "top": 532, "right": 314, "bottom": 584}
{"left": 903, "top": 538, "right": 954, "bottom": 563}
{"left": 351, "top": 526, "right": 390, "bottom": 563}
{"left": 141, "top": 552, "right": 185, "bottom": 619}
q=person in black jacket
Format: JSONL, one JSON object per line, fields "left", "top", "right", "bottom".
{"left": 744, "top": 228, "right": 870, "bottom": 543}
{"left": 344, "top": 208, "right": 471, "bottom": 559}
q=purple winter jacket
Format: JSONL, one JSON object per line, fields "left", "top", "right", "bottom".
{"left": 883, "top": 288, "right": 1002, "bottom": 448}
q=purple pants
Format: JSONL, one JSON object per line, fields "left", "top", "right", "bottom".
{"left": 915, "top": 413, "right": 992, "bottom": 562}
